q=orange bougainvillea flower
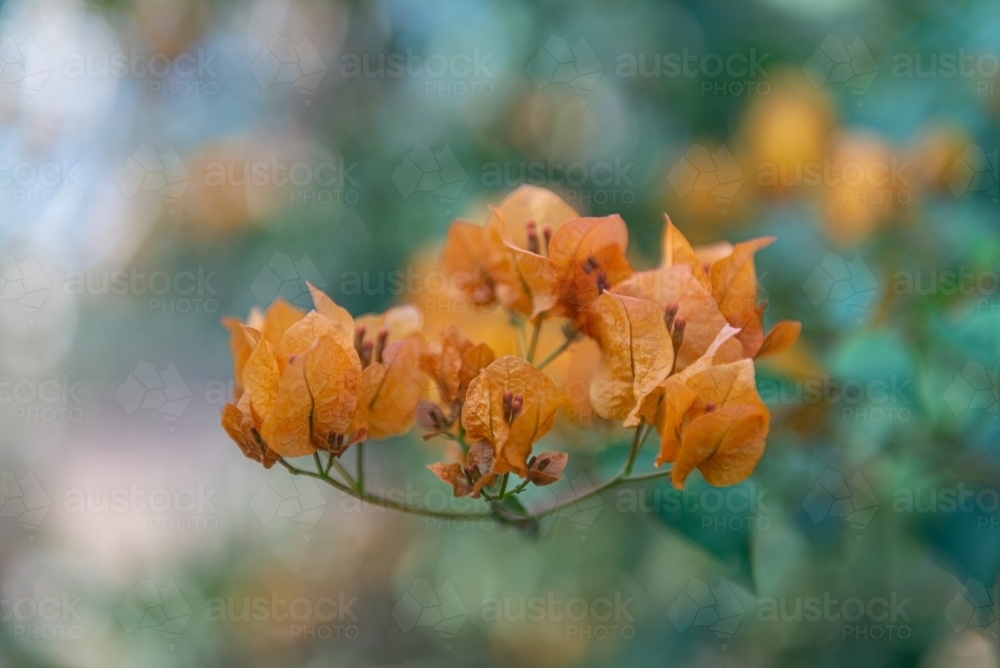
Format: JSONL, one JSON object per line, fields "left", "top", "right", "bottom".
{"left": 652, "top": 326, "right": 771, "bottom": 489}
{"left": 461, "top": 355, "right": 567, "bottom": 477}
{"left": 418, "top": 326, "right": 496, "bottom": 431}
{"left": 548, "top": 214, "right": 633, "bottom": 326}
{"left": 440, "top": 185, "right": 578, "bottom": 319}
{"left": 427, "top": 439, "right": 497, "bottom": 498}
{"left": 221, "top": 286, "right": 426, "bottom": 464}
{"left": 586, "top": 292, "right": 675, "bottom": 424}
{"left": 613, "top": 266, "right": 744, "bottom": 372}
{"left": 707, "top": 236, "right": 800, "bottom": 359}
{"left": 658, "top": 215, "right": 800, "bottom": 361}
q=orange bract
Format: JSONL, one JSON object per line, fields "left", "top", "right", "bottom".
{"left": 652, "top": 327, "right": 770, "bottom": 489}
{"left": 461, "top": 355, "right": 566, "bottom": 477}
{"left": 221, "top": 288, "right": 425, "bottom": 462}
{"left": 587, "top": 292, "right": 674, "bottom": 425}
{"left": 548, "top": 214, "right": 633, "bottom": 325}
{"left": 224, "top": 186, "right": 801, "bottom": 500}
{"left": 439, "top": 185, "right": 578, "bottom": 319}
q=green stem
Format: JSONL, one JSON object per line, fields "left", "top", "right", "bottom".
{"left": 624, "top": 420, "right": 646, "bottom": 476}
{"left": 532, "top": 468, "right": 674, "bottom": 518}
{"left": 356, "top": 443, "right": 365, "bottom": 493}
{"left": 328, "top": 457, "right": 357, "bottom": 489}
{"left": 280, "top": 458, "right": 490, "bottom": 520}
{"left": 536, "top": 337, "right": 573, "bottom": 370}
{"left": 275, "top": 433, "right": 674, "bottom": 525}
{"left": 526, "top": 320, "right": 542, "bottom": 363}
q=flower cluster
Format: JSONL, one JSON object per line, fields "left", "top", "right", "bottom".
{"left": 222, "top": 185, "right": 800, "bottom": 510}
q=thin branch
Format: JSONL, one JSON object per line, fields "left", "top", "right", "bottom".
{"left": 275, "top": 426, "right": 674, "bottom": 525}
{"left": 328, "top": 457, "right": 357, "bottom": 488}
{"left": 526, "top": 319, "right": 542, "bottom": 363}
{"left": 624, "top": 419, "right": 646, "bottom": 476}
{"left": 536, "top": 337, "right": 573, "bottom": 370}
{"left": 356, "top": 443, "right": 365, "bottom": 493}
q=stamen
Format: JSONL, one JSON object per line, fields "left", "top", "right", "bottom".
{"left": 502, "top": 390, "right": 513, "bottom": 422}
{"left": 510, "top": 394, "right": 523, "bottom": 422}
{"left": 374, "top": 328, "right": 389, "bottom": 364}
{"left": 705, "top": 401, "right": 717, "bottom": 413}
{"left": 663, "top": 302, "right": 679, "bottom": 332}
{"left": 526, "top": 220, "right": 539, "bottom": 254}
{"left": 583, "top": 256, "right": 599, "bottom": 273}
{"left": 542, "top": 226, "right": 553, "bottom": 255}
{"left": 596, "top": 271, "right": 609, "bottom": 294}
{"left": 353, "top": 325, "right": 366, "bottom": 355}
{"left": 672, "top": 316, "right": 686, "bottom": 353}
{"left": 360, "top": 341, "right": 374, "bottom": 368}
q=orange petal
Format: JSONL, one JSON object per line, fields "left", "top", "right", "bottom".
{"left": 661, "top": 215, "right": 710, "bottom": 288}
{"left": 242, "top": 330, "right": 280, "bottom": 429}
{"left": 487, "top": 208, "right": 558, "bottom": 318}
{"left": 420, "top": 327, "right": 466, "bottom": 404}
{"left": 709, "top": 237, "right": 775, "bottom": 358}
{"left": 613, "top": 265, "right": 743, "bottom": 371}
{"left": 364, "top": 338, "right": 424, "bottom": 440}
{"left": 439, "top": 222, "right": 498, "bottom": 303}
{"left": 427, "top": 462, "right": 472, "bottom": 497}
{"left": 261, "top": 298, "right": 305, "bottom": 352}
{"left": 757, "top": 320, "right": 802, "bottom": 359}
{"left": 459, "top": 343, "right": 496, "bottom": 399}
{"left": 222, "top": 402, "right": 261, "bottom": 462}
{"left": 587, "top": 293, "right": 674, "bottom": 425}
{"left": 308, "top": 282, "right": 354, "bottom": 341}
{"left": 549, "top": 215, "right": 633, "bottom": 319}
{"left": 356, "top": 305, "right": 425, "bottom": 346}
{"left": 259, "top": 352, "right": 315, "bottom": 458}
{"left": 526, "top": 451, "right": 569, "bottom": 486}
{"left": 306, "top": 335, "right": 362, "bottom": 444}
{"left": 222, "top": 316, "right": 260, "bottom": 399}
{"left": 493, "top": 184, "right": 579, "bottom": 248}
{"left": 670, "top": 403, "right": 769, "bottom": 489}
{"left": 461, "top": 355, "right": 565, "bottom": 476}
{"left": 279, "top": 311, "right": 359, "bottom": 371}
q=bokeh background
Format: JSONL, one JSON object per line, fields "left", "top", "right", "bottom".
{"left": 1, "top": 0, "right": 1000, "bottom": 665}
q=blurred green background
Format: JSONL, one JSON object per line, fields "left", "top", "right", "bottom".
{"left": 1, "top": 0, "right": 999, "bottom": 665}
